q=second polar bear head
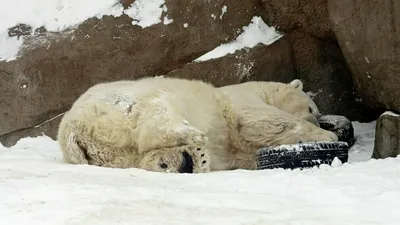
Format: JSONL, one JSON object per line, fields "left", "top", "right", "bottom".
{"left": 275, "top": 79, "right": 321, "bottom": 126}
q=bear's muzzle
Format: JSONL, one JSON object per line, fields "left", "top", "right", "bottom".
{"left": 179, "top": 151, "right": 194, "bottom": 173}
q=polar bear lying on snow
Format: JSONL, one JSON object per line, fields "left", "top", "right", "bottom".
{"left": 57, "top": 77, "right": 337, "bottom": 173}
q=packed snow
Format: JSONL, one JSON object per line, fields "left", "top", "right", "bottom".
{"left": 195, "top": 16, "right": 283, "bottom": 62}
{"left": 125, "top": 0, "right": 166, "bottom": 28}
{"left": 2, "top": 121, "right": 400, "bottom": 225}
{"left": 382, "top": 111, "right": 400, "bottom": 117}
{"left": 220, "top": 6, "right": 228, "bottom": 20}
{"left": 0, "top": 0, "right": 167, "bottom": 61}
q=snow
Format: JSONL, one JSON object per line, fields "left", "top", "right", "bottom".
{"left": 0, "top": 32, "right": 23, "bottom": 61}
{"left": 382, "top": 111, "right": 400, "bottom": 117}
{"left": 2, "top": 121, "right": 400, "bottom": 225}
{"left": 195, "top": 16, "right": 283, "bottom": 62}
{"left": 220, "top": 6, "right": 227, "bottom": 19}
{"left": 0, "top": 0, "right": 167, "bottom": 61}
{"left": 348, "top": 121, "right": 376, "bottom": 162}
{"left": 125, "top": 0, "right": 166, "bottom": 28}
{"left": 163, "top": 16, "right": 174, "bottom": 25}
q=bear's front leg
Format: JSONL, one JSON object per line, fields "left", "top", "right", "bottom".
{"left": 133, "top": 91, "right": 208, "bottom": 153}
{"left": 234, "top": 105, "right": 338, "bottom": 151}
{"left": 135, "top": 114, "right": 211, "bottom": 173}
{"left": 137, "top": 117, "right": 208, "bottom": 152}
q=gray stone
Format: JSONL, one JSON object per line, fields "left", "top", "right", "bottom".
{"left": 372, "top": 112, "right": 400, "bottom": 159}
{"left": 328, "top": 0, "right": 400, "bottom": 113}
{"left": 166, "top": 36, "right": 296, "bottom": 86}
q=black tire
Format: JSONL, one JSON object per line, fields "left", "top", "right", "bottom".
{"left": 256, "top": 141, "right": 349, "bottom": 170}
{"left": 318, "top": 115, "right": 355, "bottom": 147}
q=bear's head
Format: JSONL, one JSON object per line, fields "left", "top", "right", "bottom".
{"left": 274, "top": 79, "right": 321, "bottom": 126}
{"left": 137, "top": 146, "right": 211, "bottom": 173}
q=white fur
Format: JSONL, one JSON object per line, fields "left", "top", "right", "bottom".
{"left": 289, "top": 79, "right": 303, "bottom": 90}
{"left": 57, "top": 77, "right": 337, "bottom": 173}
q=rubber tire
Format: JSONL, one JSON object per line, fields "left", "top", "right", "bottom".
{"left": 318, "top": 115, "right": 355, "bottom": 147}
{"left": 256, "top": 141, "right": 349, "bottom": 170}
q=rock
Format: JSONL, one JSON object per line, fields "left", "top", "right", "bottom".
{"left": 328, "top": 0, "right": 398, "bottom": 113}
{"left": 8, "top": 24, "right": 32, "bottom": 38}
{"left": 372, "top": 112, "right": 400, "bottom": 159}
{"left": 120, "top": 0, "right": 135, "bottom": 9}
{"left": 259, "top": 0, "right": 334, "bottom": 39}
{"left": 166, "top": 36, "right": 296, "bottom": 86}
{"left": 0, "top": 114, "right": 63, "bottom": 148}
{"left": 0, "top": 0, "right": 259, "bottom": 142}
{"left": 288, "top": 31, "right": 380, "bottom": 121}
{"left": 258, "top": 0, "right": 379, "bottom": 121}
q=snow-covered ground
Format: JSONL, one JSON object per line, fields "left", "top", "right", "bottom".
{"left": 2, "top": 121, "right": 400, "bottom": 225}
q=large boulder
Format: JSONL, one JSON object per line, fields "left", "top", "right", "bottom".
{"left": 259, "top": 0, "right": 334, "bottom": 39}
{"left": 166, "top": 36, "right": 296, "bottom": 86}
{"left": 328, "top": 0, "right": 399, "bottom": 113}
{"left": 258, "top": 0, "right": 378, "bottom": 121}
{"left": 372, "top": 112, "right": 400, "bottom": 159}
{"left": 0, "top": 0, "right": 259, "bottom": 142}
{"left": 288, "top": 30, "right": 379, "bottom": 121}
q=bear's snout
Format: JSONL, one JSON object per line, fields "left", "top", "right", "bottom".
{"left": 179, "top": 151, "right": 194, "bottom": 173}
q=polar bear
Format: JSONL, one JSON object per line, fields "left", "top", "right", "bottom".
{"left": 218, "top": 79, "right": 321, "bottom": 127}
{"left": 57, "top": 77, "right": 337, "bottom": 173}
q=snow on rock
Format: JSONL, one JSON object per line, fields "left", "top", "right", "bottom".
{"left": 382, "top": 111, "right": 400, "bottom": 117}
{"left": 0, "top": 0, "right": 167, "bottom": 61}
{"left": 220, "top": 5, "right": 227, "bottom": 19}
{"left": 194, "top": 16, "right": 283, "bottom": 62}
{"left": 124, "top": 0, "right": 166, "bottom": 28}
{"left": 2, "top": 121, "right": 400, "bottom": 225}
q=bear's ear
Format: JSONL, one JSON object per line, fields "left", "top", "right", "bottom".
{"left": 289, "top": 79, "right": 303, "bottom": 91}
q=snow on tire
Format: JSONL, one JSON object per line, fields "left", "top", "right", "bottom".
{"left": 318, "top": 115, "right": 355, "bottom": 147}
{"left": 256, "top": 141, "right": 349, "bottom": 170}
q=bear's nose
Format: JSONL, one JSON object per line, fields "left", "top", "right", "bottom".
{"left": 179, "top": 151, "right": 193, "bottom": 173}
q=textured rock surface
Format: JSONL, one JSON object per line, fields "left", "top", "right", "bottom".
{"left": 258, "top": 0, "right": 378, "bottom": 121}
{"left": 0, "top": 114, "right": 63, "bottom": 148}
{"left": 288, "top": 31, "right": 379, "bottom": 121}
{"left": 0, "top": 0, "right": 258, "bottom": 139}
{"left": 372, "top": 112, "right": 400, "bottom": 159}
{"left": 166, "top": 36, "right": 296, "bottom": 86}
{"left": 259, "top": 0, "right": 334, "bottom": 38}
{"left": 328, "top": 0, "right": 400, "bottom": 112}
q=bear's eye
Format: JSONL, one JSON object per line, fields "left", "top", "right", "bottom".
{"left": 160, "top": 163, "right": 168, "bottom": 169}
{"left": 308, "top": 106, "right": 313, "bottom": 113}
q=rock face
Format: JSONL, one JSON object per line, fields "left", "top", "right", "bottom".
{"left": 0, "top": 114, "right": 63, "bottom": 148}
{"left": 288, "top": 31, "right": 377, "bottom": 121}
{"left": 372, "top": 112, "right": 400, "bottom": 159}
{"left": 328, "top": 0, "right": 400, "bottom": 112}
{"left": 166, "top": 36, "right": 296, "bottom": 86}
{"left": 0, "top": 0, "right": 259, "bottom": 140}
{"left": 258, "top": 0, "right": 379, "bottom": 121}
{"left": 260, "top": 0, "right": 334, "bottom": 39}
